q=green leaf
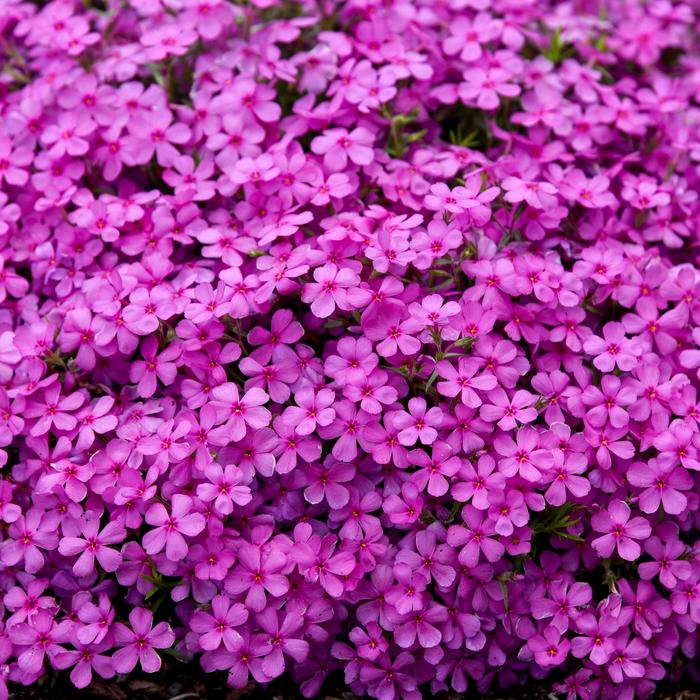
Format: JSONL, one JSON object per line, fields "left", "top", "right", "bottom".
{"left": 455, "top": 336, "right": 475, "bottom": 348}
{"left": 425, "top": 369, "right": 440, "bottom": 392}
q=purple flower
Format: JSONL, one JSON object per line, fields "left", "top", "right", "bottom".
{"left": 256, "top": 609, "right": 310, "bottom": 680}
{"left": 591, "top": 500, "right": 651, "bottom": 561}
{"left": 528, "top": 624, "right": 570, "bottom": 666}
{"left": 112, "top": 608, "right": 175, "bottom": 674}
{"left": 57, "top": 515, "right": 125, "bottom": 576}
{"left": 143, "top": 494, "right": 206, "bottom": 561}
{"left": 190, "top": 594, "right": 249, "bottom": 651}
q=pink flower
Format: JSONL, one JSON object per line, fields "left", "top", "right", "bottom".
{"left": 311, "top": 127, "right": 375, "bottom": 171}
{"left": 282, "top": 387, "right": 336, "bottom": 436}
{"left": 447, "top": 506, "right": 504, "bottom": 567}
{"left": 140, "top": 24, "right": 197, "bottom": 61}
{"left": 301, "top": 264, "right": 371, "bottom": 318}
{"left": 582, "top": 322, "right": 640, "bottom": 372}
{"left": 452, "top": 454, "right": 505, "bottom": 509}
{"left": 40, "top": 112, "right": 95, "bottom": 158}
{"left": 292, "top": 530, "right": 356, "bottom": 597}
{"left": 303, "top": 460, "right": 355, "bottom": 509}
{"left": 1, "top": 509, "right": 59, "bottom": 575}
{"left": 0, "top": 135, "right": 32, "bottom": 186}
{"left": 112, "top": 608, "right": 175, "bottom": 674}
{"left": 190, "top": 594, "right": 249, "bottom": 651}
{"left": 443, "top": 12, "right": 502, "bottom": 61}
{"left": 225, "top": 545, "right": 289, "bottom": 612}
{"left": 627, "top": 460, "right": 692, "bottom": 515}
{"left": 502, "top": 176, "right": 558, "bottom": 209}
{"left": 143, "top": 494, "right": 206, "bottom": 561}
{"left": 57, "top": 516, "right": 125, "bottom": 576}
{"left": 544, "top": 452, "right": 590, "bottom": 506}
{"left": 8, "top": 611, "right": 72, "bottom": 676}
{"left": 24, "top": 383, "right": 86, "bottom": 437}
{"left": 123, "top": 110, "right": 192, "bottom": 167}
{"left": 393, "top": 397, "right": 443, "bottom": 446}
{"left": 384, "top": 482, "right": 424, "bottom": 526}
{"left": 255, "top": 609, "right": 310, "bottom": 680}
{"left": 123, "top": 286, "right": 177, "bottom": 335}
{"left": 130, "top": 337, "right": 181, "bottom": 398}
{"left": 494, "top": 426, "right": 554, "bottom": 482}
{"left": 590, "top": 500, "right": 651, "bottom": 561}
{"left": 436, "top": 357, "right": 497, "bottom": 406}
{"left": 53, "top": 639, "right": 114, "bottom": 689}
{"left": 409, "top": 440, "right": 461, "bottom": 497}
{"left": 480, "top": 388, "right": 538, "bottom": 430}
{"left": 621, "top": 174, "right": 671, "bottom": 210}
{"left": 581, "top": 374, "right": 636, "bottom": 428}
{"left": 459, "top": 67, "right": 520, "bottom": 110}
{"left": 210, "top": 383, "right": 271, "bottom": 441}
{"left": 197, "top": 463, "right": 252, "bottom": 514}
{"left": 163, "top": 155, "right": 217, "bottom": 200}
{"left": 529, "top": 625, "right": 570, "bottom": 666}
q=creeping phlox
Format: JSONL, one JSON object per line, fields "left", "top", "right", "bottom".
{"left": 0, "top": 0, "right": 699, "bottom": 699}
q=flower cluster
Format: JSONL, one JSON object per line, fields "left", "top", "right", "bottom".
{"left": 0, "top": 0, "right": 699, "bottom": 699}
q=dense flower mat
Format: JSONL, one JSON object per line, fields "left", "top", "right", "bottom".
{"left": 0, "top": 0, "right": 699, "bottom": 698}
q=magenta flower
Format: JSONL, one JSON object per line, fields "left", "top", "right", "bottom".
{"left": 256, "top": 609, "right": 310, "bottom": 680}
{"left": 124, "top": 109, "right": 192, "bottom": 166}
{"left": 502, "top": 176, "right": 558, "bottom": 209}
{"left": 282, "top": 386, "right": 336, "bottom": 436}
{"left": 1, "top": 1, "right": 700, "bottom": 696}
{"left": 8, "top": 611, "right": 72, "bottom": 676}
{"left": 53, "top": 639, "right": 114, "bottom": 689}
{"left": 607, "top": 632, "right": 648, "bottom": 683}
{"left": 1, "top": 510, "right": 59, "bottom": 574}
{"left": 544, "top": 452, "right": 590, "bottom": 506}
{"left": 349, "top": 622, "right": 388, "bottom": 660}
{"left": 210, "top": 383, "right": 271, "bottom": 441}
{"left": 311, "top": 127, "right": 375, "bottom": 171}
{"left": 393, "top": 397, "right": 443, "bottom": 446}
{"left": 447, "top": 507, "right": 505, "bottom": 567}
{"left": 528, "top": 625, "right": 570, "bottom": 666}
{"left": 40, "top": 112, "right": 95, "bottom": 158}
{"left": 225, "top": 545, "right": 289, "bottom": 611}
{"left": 591, "top": 500, "right": 651, "bottom": 561}
{"left": 452, "top": 454, "right": 505, "bottom": 509}
{"left": 582, "top": 322, "right": 640, "bottom": 372}
{"left": 436, "top": 357, "right": 497, "bottom": 407}
{"left": 123, "top": 287, "right": 177, "bottom": 335}
{"left": 639, "top": 529, "right": 693, "bottom": 589}
{"left": 494, "top": 427, "right": 554, "bottom": 482}
{"left": 197, "top": 463, "right": 252, "bottom": 514}
{"left": 112, "top": 608, "right": 176, "bottom": 674}
{"left": 272, "top": 416, "right": 322, "bottom": 474}
{"left": 443, "top": 12, "right": 502, "bottom": 61}
{"left": 627, "top": 460, "right": 692, "bottom": 515}
{"left": 409, "top": 441, "right": 461, "bottom": 497}
{"left": 24, "top": 382, "right": 85, "bottom": 437}
{"left": 143, "top": 494, "right": 206, "bottom": 561}
{"left": 190, "top": 595, "right": 249, "bottom": 651}
{"left": 301, "top": 264, "right": 371, "bottom": 318}
{"left": 394, "top": 602, "right": 448, "bottom": 649}
{"left": 459, "top": 67, "right": 520, "bottom": 110}
{"left": 480, "top": 388, "right": 538, "bottom": 430}
{"left": 385, "top": 563, "right": 429, "bottom": 614}
{"left": 303, "top": 460, "right": 355, "bottom": 509}
{"left": 384, "top": 482, "right": 424, "bottom": 526}
{"left": 130, "top": 337, "right": 181, "bottom": 398}
{"left": 57, "top": 516, "right": 125, "bottom": 576}
{"left": 76, "top": 593, "right": 115, "bottom": 645}
{"left": 580, "top": 374, "right": 636, "bottom": 428}
{"left": 292, "top": 531, "right": 356, "bottom": 597}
